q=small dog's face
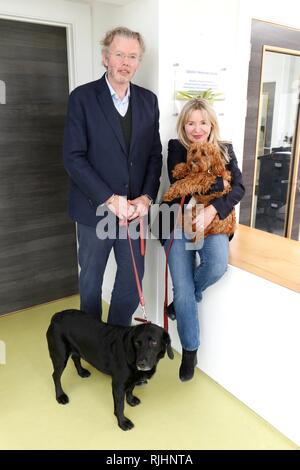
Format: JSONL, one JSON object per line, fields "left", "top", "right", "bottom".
{"left": 187, "top": 142, "right": 225, "bottom": 175}
{"left": 132, "top": 324, "right": 173, "bottom": 371}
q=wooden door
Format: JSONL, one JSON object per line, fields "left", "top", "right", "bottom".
{"left": 0, "top": 18, "right": 78, "bottom": 315}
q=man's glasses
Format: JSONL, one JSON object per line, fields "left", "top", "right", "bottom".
{"left": 109, "top": 51, "right": 140, "bottom": 64}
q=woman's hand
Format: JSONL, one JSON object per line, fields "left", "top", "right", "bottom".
{"left": 223, "top": 178, "right": 230, "bottom": 189}
{"left": 180, "top": 203, "right": 218, "bottom": 239}
{"left": 194, "top": 204, "right": 217, "bottom": 231}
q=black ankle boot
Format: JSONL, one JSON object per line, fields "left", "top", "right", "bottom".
{"left": 166, "top": 302, "right": 176, "bottom": 320}
{"left": 179, "top": 349, "right": 198, "bottom": 382}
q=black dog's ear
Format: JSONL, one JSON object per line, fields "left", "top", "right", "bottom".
{"left": 163, "top": 331, "right": 174, "bottom": 359}
{"left": 123, "top": 330, "right": 136, "bottom": 365}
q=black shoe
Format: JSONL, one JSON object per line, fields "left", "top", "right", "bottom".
{"left": 179, "top": 349, "right": 198, "bottom": 382}
{"left": 166, "top": 302, "right": 176, "bottom": 320}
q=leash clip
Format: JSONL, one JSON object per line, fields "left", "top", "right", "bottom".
{"left": 134, "top": 305, "right": 150, "bottom": 324}
{"left": 141, "top": 305, "right": 147, "bottom": 320}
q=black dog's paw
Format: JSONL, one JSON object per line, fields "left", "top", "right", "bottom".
{"left": 127, "top": 395, "right": 141, "bottom": 407}
{"left": 118, "top": 418, "right": 134, "bottom": 431}
{"left": 57, "top": 393, "right": 69, "bottom": 405}
{"left": 78, "top": 368, "right": 91, "bottom": 378}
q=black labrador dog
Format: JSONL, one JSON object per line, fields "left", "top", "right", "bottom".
{"left": 46, "top": 309, "right": 174, "bottom": 430}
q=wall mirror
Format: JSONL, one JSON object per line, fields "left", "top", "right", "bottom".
{"left": 250, "top": 46, "right": 300, "bottom": 239}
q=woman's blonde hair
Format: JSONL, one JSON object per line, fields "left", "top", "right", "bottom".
{"left": 176, "top": 99, "right": 230, "bottom": 162}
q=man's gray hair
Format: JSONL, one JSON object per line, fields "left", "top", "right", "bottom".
{"left": 100, "top": 26, "right": 145, "bottom": 56}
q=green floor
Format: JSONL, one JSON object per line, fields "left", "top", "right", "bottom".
{"left": 0, "top": 295, "right": 297, "bottom": 450}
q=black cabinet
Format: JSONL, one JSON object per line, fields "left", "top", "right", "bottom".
{"left": 255, "top": 151, "right": 291, "bottom": 234}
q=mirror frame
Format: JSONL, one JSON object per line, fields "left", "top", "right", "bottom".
{"left": 250, "top": 45, "right": 300, "bottom": 238}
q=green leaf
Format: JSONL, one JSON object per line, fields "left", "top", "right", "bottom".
{"left": 175, "top": 89, "right": 224, "bottom": 103}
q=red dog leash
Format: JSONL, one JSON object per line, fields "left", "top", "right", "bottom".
{"left": 127, "top": 196, "right": 185, "bottom": 330}
{"left": 126, "top": 217, "right": 150, "bottom": 324}
{"left": 139, "top": 216, "right": 145, "bottom": 256}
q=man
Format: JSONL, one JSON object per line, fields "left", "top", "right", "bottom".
{"left": 63, "top": 27, "right": 162, "bottom": 326}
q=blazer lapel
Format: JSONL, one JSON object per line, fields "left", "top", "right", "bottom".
{"left": 96, "top": 76, "right": 127, "bottom": 156}
{"left": 129, "top": 84, "right": 141, "bottom": 157}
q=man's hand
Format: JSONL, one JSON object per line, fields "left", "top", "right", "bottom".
{"left": 127, "top": 195, "right": 151, "bottom": 220}
{"left": 106, "top": 195, "right": 135, "bottom": 222}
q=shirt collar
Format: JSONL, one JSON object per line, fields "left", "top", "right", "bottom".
{"left": 105, "top": 74, "right": 130, "bottom": 102}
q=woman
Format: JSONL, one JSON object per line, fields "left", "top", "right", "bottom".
{"left": 164, "top": 99, "right": 245, "bottom": 382}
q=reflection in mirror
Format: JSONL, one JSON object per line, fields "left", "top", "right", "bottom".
{"left": 251, "top": 47, "right": 300, "bottom": 238}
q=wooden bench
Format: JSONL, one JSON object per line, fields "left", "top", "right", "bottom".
{"left": 229, "top": 224, "right": 300, "bottom": 293}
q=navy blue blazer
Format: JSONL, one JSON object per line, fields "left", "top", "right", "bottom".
{"left": 63, "top": 74, "right": 162, "bottom": 226}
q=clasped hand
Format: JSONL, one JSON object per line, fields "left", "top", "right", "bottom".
{"left": 107, "top": 195, "right": 151, "bottom": 226}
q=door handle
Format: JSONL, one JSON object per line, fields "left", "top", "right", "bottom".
{"left": 0, "top": 80, "right": 6, "bottom": 104}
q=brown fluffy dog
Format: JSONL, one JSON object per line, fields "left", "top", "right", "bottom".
{"left": 163, "top": 142, "right": 236, "bottom": 238}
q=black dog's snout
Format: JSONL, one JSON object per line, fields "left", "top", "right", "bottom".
{"left": 136, "top": 359, "right": 148, "bottom": 370}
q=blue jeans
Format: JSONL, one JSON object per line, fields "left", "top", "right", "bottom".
{"left": 164, "top": 231, "right": 229, "bottom": 351}
{"left": 77, "top": 223, "right": 144, "bottom": 326}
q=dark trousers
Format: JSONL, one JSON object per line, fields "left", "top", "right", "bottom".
{"left": 77, "top": 222, "right": 144, "bottom": 326}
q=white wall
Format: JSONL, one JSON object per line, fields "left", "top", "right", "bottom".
{"left": 90, "top": 1, "right": 120, "bottom": 80}
{"left": 91, "top": 0, "right": 159, "bottom": 88}
{"left": 167, "top": 266, "right": 300, "bottom": 445}
{"left": 118, "top": 0, "right": 159, "bottom": 92}
{"left": 158, "top": 0, "right": 240, "bottom": 148}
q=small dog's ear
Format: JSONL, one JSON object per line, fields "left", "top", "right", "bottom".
{"left": 172, "top": 162, "right": 190, "bottom": 180}
{"left": 211, "top": 148, "right": 226, "bottom": 176}
{"left": 163, "top": 331, "right": 174, "bottom": 359}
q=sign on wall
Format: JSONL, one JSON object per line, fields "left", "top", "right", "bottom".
{"left": 173, "top": 63, "right": 229, "bottom": 139}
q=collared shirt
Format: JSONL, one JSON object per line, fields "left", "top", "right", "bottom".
{"left": 105, "top": 74, "right": 130, "bottom": 117}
